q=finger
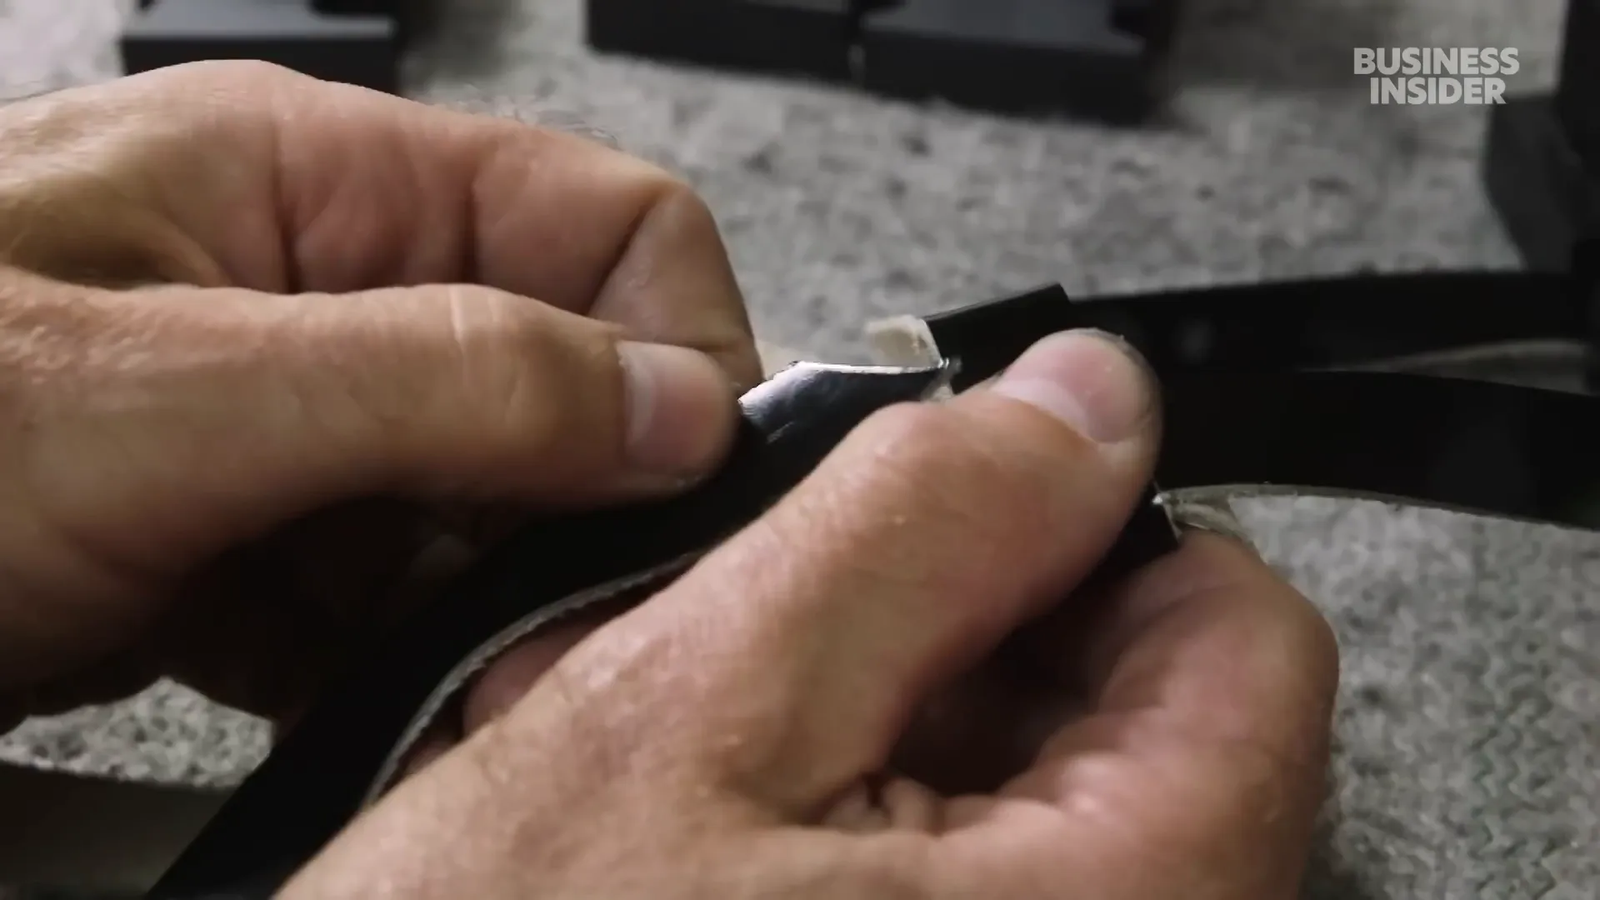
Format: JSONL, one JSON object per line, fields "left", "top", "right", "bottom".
{"left": 887, "top": 657, "right": 1074, "bottom": 796}
{"left": 933, "top": 533, "right": 1338, "bottom": 897}
{"left": 1057, "top": 531, "right": 1339, "bottom": 779}
{"left": 0, "top": 62, "right": 761, "bottom": 386}
{"left": 396, "top": 614, "right": 602, "bottom": 784}
{"left": 13, "top": 270, "right": 739, "bottom": 578}
{"left": 501, "top": 330, "right": 1162, "bottom": 815}
{"left": 461, "top": 614, "right": 605, "bottom": 732}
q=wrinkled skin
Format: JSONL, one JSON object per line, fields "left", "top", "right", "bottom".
{"left": 0, "top": 62, "right": 1339, "bottom": 900}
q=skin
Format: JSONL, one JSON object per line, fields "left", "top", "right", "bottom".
{"left": 0, "top": 62, "right": 1339, "bottom": 899}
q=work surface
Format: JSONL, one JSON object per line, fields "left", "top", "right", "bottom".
{"left": 1, "top": 1, "right": 1596, "bottom": 897}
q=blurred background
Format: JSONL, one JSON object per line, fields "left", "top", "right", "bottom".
{"left": 0, "top": 1, "right": 1596, "bottom": 898}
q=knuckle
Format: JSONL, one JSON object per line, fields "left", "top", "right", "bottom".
{"left": 857, "top": 404, "right": 1033, "bottom": 499}
{"left": 658, "top": 184, "right": 743, "bottom": 280}
{"left": 656, "top": 179, "right": 720, "bottom": 234}
{"left": 845, "top": 402, "right": 1063, "bottom": 550}
{"left": 448, "top": 290, "right": 570, "bottom": 427}
{"left": 640, "top": 182, "right": 760, "bottom": 378}
{"left": 861, "top": 400, "right": 962, "bottom": 450}
{"left": 631, "top": 174, "right": 727, "bottom": 253}
{"left": 164, "top": 59, "right": 307, "bottom": 91}
{"left": 441, "top": 287, "right": 621, "bottom": 464}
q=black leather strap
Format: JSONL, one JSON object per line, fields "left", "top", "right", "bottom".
{"left": 1158, "top": 370, "right": 1600, "bottom": 531}
{"left": 925, "top": 271, "right": 1590, "bottom": 391}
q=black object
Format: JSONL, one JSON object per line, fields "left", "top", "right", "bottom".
{"left": 1483, "top": 1, "right": 1600, "bottom": 271}
{"left": 1483, "top": 97, "right": 1598, "bottom": 274}
{"left": 584, "top": 0, "right": 1179, "bottom": 123}
{"left": 921, "top": 273, "right": 1584, "bottom": 391}
{"left": 146, "top": 266, "right": 1600, "bottom": 897}
{"left": 858, "top": 0, "right": 1177, "bottom": 122}
{"left": 585, "top": 0, "right": 858, "bottom": 84}
{"left": 1158, "top": 371, "right": 1600, "bottom": 531}
{"left": 119, "top": 0, "right": 407, "bottom": 94}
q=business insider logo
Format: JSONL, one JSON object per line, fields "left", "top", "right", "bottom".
{"left": 1355, "top": 47, "right": 1520, "bottom": 105}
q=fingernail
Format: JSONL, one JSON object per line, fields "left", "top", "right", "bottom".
{"left": 618, "top": 341, "right": 738, "bottom": 477}
{"left": 990, "top": 329, "right": 1156, "bottom": 444}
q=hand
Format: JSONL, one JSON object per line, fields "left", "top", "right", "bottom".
{"left": 286, "top": 331, "right": 1341, "bottom": 899}
{"left": 0, "top": 61, "right": 761, "bottom": 724}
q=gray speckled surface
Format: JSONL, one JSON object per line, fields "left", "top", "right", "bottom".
{"left": 2, "top": 0, "right": 1598, "bottom": 897}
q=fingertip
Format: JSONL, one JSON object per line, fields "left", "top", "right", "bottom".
{"left": 1167, "top": 531, "right": 1340, "bottom": 680}
{"left": 1101, "top": 530, "right": 1279, "bottom": 631}
{"left": 987, "top": 330, "right": 1160, "bottom": 449}
{"left": 1191, "top": 530, "right": 1340, "bottom": 700}
{"left": 1087, "top": 530, "right": 1342, "bottom": 757}
{"left": 617, "top": 341, "right": 742, "bottom": 484}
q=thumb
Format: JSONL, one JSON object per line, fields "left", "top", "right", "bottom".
{"left": 16, "top": 274, "right": 740, "bottom": 570}
{"left": 504, "top": 329, "right": 1162, "bottom": 816}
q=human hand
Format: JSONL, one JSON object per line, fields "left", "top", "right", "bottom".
{"left": 0, "top": 61, "right": 760, "bottom": 724}
{"left": 286, "top": 331, "right": 1341, "bottom": 899}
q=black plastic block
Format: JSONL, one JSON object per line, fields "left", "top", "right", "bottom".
{"left": 311, "top": 0, "right": 396, "bottom": 12}
{"left": 1483, "top": 94, "right": 1600, "bottom": 273}
{"left": 1555, "top": 0, "right": 1600, "bottom": 167}
{"left": 857, "top": 0, "right": 1165, "bottom": 122}
{"left": 120, "top": 0, "right": 402, "bottom": 94}
{"left": 583, "top": 0, "right": 1176, "bottom": 123}
{"left": 585, "top": 0, "right": 857, "bottom": 85}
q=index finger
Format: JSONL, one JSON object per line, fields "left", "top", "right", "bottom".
{"left": 938, "top": 533, "right": 1340, "bottom": 897}
{"left": 0, "top": 62, "right": 760, "bottom": 383}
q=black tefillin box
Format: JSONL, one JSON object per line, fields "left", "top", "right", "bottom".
{"left": 120, "top": 0, "right": 411, "bottom": 95}
{"left": 119, "top": 0, "right": 1179, "bottom": 124}
{"left": 584, "top": 0, "right": 1182, "bottom": 124}
{"left": 1484, "top": 1, "right": 1600, "bottom": 273}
